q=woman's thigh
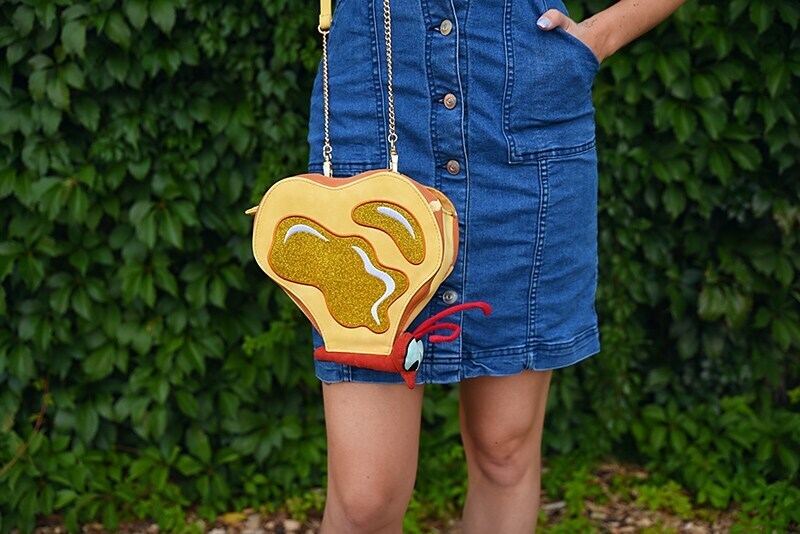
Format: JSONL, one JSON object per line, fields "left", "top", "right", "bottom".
{"left": 458, "top": 370, "right": 553, "bottom": 483}
{"left": 321, "top": 382, "right": 425, "bottom": 518}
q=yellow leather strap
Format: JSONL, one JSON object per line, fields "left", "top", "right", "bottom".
{"left": 320, "top": 0, "right": 332, "bottom": 30}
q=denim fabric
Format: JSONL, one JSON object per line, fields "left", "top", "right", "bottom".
{"left": 306, "top": 0, "right": 602, "bottom": 385}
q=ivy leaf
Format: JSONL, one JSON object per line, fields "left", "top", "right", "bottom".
{"left": 161, "top": 209, "right": 183, "bottom": 248}
{"left": 696, "top": 102, "right": 727, "bottom": 140}
{"left": 46, "top": 76, "right": 70, "bottom": 109}
{"left": 149, "top": 405, "right": 168, "bottom": 440}
{"left": 663, "top": 185, "right": 686, "bottom": 219}
{"left": 62, "top": 63, "right": 85, "bottom": 89}
{"left": 54, "top": 490, "right": 78, "bottom": 509}
{"left": 141, "top": 272, "right": 156, "bottom": 306}
{"left": 71, "top": 286, "right": 92, "bottom": 319}
{"left": 772, "top": 317, "right": 793, "bottom": 350}
{"left": 209, "top": 276, "right": 226, "bottom": 308}
{"left": 62, "top": 5, "right": 90, "bottom": 21}
{"left": 778, "top": 3, "right": 800, "bottom": 30}
{"left": 154, "top": 264, "right": 178, "bottom": 296}
{"left": 76, "top": 403, "right": 100, "bottom": 443}
{"left": 9, "top": 345, "right": 35, "bottom": 384}
{"left": 728, "top": 143, "right": 762, "bottom": 171}
{"left": 105, "top": 12, "right": 132, "bottom": 49}
{"left": 749, "top": 0, "right": 774, "bottom": 34}
{"left": 128, "top": 158, "right": 152, "bottom": 180}
{"left": 62, "top": 20, "right": 87, "bottom": 57}
{"left": 175, "top": 391, "right": 199, "bottom": 419}
{"left": 698, "top": 285, "right": 726, "bottom": 320}
{"left": 105, "top": 48, "right": 130, "bottom": 83}
{"left": 28, "top": 53, "right": 53, "bottom": 70}
{"left": 765, "top": 61, "right": 790, "bottom": 98}
{"left": 102, "top": 502, "right": 120, "bottom": 533}
{"left": 642, "top": 404, "right": 666, "bottom": 422}
{"left": 672, "top": 106, "right": 697, "bottom": 142}
{"left": 68, "top": 186, "right": 88, "bottom": 223}
{"left": 150, "top": 0, "right": 176, "bottom": 34}
{"left": 0, "top": 60, "right": 11, "bottom": 95}
{"left": 129, "top": 199, "right": 154, "bottom": 224}
{"left": 28, "top": 69, "right": 48, "bottom": 101}
{"left": 39, "top": 103, "right": 62, "bottom": 135}
{"left": 83, "top": 345, "right": 116, "bottom": 380}
{"left": 649, "top": 425, "right": 667, "bottom": 451}
{"left": 187, "top": 425, "right": 212, "bottom": 464}
{"left": 153, "top": 375, "right": 169, "bottom": 404}
{"left": 12, "top": 5, "right": 35, "bottom": 37}
{"left": 124, "top": 0, "right": 150, "bottom": 30}
{"left": 73, "top": 97, "right": 100, "bottom": 131}
{"left": 6, "top": 42, "right": 28, "bottom": 66}
{"left": 692, "top": 73, "right": 717, "bottom": 99}
{"left": 175, "top": 455, "right": 204, "bottom": 476}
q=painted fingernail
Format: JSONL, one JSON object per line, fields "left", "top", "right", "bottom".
{"left": 536, "top": 16, "right": 551, "bottom": 28}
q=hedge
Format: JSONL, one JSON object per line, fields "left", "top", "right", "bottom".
{"left": 0, "top": 0, "right": 798, "bottom": 532}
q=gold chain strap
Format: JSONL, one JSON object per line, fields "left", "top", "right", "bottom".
{"left": 318, "top": 0, "right": 398, "bottom": 177}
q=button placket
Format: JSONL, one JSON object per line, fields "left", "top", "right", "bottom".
{"left": 429, "top": 5, "right": 465, "bottom": 183}
{"left": 423, "top": 0, "right": 468, "bottom": 363}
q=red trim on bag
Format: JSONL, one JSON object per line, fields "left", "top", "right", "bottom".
{"left": 411, "top": 301, "right": 492, "bottom": 342}
{"left": 314, "top": 301, "right": 493, "bottom": 389}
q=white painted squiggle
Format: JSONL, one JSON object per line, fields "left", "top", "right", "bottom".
{"left": 351, "top": 245, "right": 395, "bottom": 325}
{"left": 284, "top": 224, "right": 329, "bottom": 244}
{"left": 377, "top": 206, "right": 415, "bottom": 238}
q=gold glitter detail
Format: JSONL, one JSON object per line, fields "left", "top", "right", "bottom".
{"left": 352, "top": 201, "right": 425, "bottom": 265}
{"left": 269, "top": 216, "right": 409, "bottom": 333}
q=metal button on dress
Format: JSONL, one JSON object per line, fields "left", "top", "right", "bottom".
{"left": 439, "top": 19, "right": 453, "bottom": 36}
{"left": 442, "top": 289, "right": 458, "bottom": 304}
{"left": 443, "top": 93, "right": 457, "bottom": 109}
{"left": 446, "top": 159, "right": 460, "bottom": 174}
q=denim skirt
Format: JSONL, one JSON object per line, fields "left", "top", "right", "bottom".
{"left": 305, "top": 0, "right": 602, "bottom": 385}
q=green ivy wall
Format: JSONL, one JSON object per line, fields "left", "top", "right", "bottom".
{"left": 0, "top": 0, "right": 798, "bottom": 532}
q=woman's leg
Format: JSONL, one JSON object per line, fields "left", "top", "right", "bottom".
{"left": 458, "top": 369, "right": 553, "bottom": 533}
{"left": 320, "top": 381, "right": 425, "bottom": 534}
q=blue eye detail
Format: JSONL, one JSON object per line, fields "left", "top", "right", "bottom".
{"left": 404, "top": 338, "right": 424, "bottom": 372}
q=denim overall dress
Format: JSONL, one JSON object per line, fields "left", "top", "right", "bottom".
{"left": 307, "top": 0, "right": 602, "bottom": 384}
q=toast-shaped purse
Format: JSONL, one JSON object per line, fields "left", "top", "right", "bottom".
{"left": 246, "top": 0, "right": 491, "bottom": 389}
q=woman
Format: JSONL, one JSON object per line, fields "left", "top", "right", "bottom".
{"left": 306, "top": 0, "right": 685, "bottom": 531}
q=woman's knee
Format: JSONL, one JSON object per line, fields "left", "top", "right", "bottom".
{"left": 327, "top": 476, "right": 413, "bottom": 532}
{"left": 459, "top": 371, "right": 552, "bottom": 487}
{"left": 468, "top": 430, "right": 541, "bottom": 487}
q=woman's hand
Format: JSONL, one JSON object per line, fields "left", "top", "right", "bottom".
{"left": 535, "top": 9, "right": 608, "bottom": 64}
{"left": 534, "top": 0, "right": 688, "bottom": 66}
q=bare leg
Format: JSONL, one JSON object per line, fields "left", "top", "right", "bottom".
{"left": 319, "top": 381, "right": 425, "bottom": 534}
{"left": 458, "top": 369, "right": 553, "bottom": 533}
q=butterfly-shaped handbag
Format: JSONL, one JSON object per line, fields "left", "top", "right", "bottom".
{"left": 246, "top": 0, "right": 491, "bottom": 389}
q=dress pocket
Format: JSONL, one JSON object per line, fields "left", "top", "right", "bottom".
{"left": 307, "top": 0, "right": 386, "bottom": 176}
{"left": 533, "top": 141, "right": 599, "bottom": 342}
{"left": 502, "top": 0, "right": 600, "bottom": 162}
{"left": 553, "top": 25, "right": 601, "bottom": 68}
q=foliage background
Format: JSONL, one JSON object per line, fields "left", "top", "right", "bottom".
{"left": 0, "top": 0, "right": 798, "bottom": 532}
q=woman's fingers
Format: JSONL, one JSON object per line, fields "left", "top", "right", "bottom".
{"left": 535, "top": 8, "right": 573, "bottom": 31}
{"left": 535, "top": 8, "right": 604, "bottom": 63}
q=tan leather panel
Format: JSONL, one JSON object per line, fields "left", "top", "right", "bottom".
{"left": 250, "top": 170, "right": 456, "bottom": 356}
